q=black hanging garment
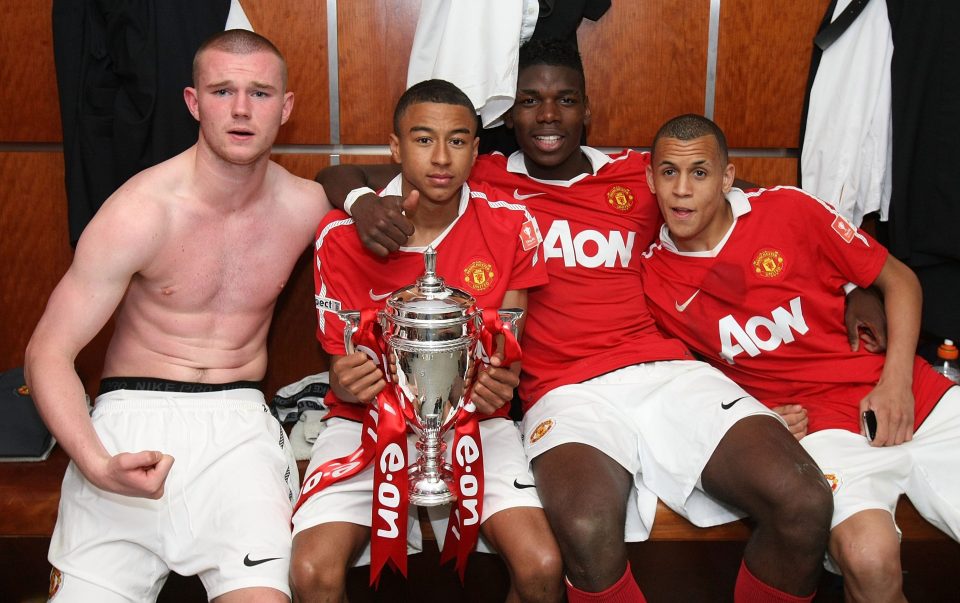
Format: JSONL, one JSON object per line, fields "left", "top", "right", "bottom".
{"left": 53, "top": 0, "right": 231, "bottom": 244}
{"left": 884, "top": 0, "right": 960, "bottom": 341}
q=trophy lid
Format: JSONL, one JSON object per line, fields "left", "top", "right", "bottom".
{"left": 384, "top": 247, "right": 476, "bottom": 324}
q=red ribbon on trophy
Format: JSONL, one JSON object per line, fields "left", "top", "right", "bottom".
{"left": 439, "top": 308, "right": 523, "bottom": 581}
{"left": 292, "top": 309, "right": 412, "bottom": 586}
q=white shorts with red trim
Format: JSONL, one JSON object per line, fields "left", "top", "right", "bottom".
{"left": 522, "top": 360, "right": 784, "bottom": 540}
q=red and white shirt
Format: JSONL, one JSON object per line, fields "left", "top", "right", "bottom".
{"left": 471, "top": 148, "right": 692, "bottom": 408}
{"left": 315, "top": 176, "right": 548, "bottom": 421}
{"left": 640, "top": 186, "right": 952, "bottom": 434}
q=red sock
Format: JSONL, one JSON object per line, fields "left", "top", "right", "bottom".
{"left": 565, "top": 561, "right": 647, "bottom": 603}
{"left": 734, "top": 559, "right": 815, "bottom": 603}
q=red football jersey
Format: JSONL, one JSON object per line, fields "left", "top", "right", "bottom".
{"left": 315, "top": 178, "right": 548, "bottom": 421}
{"left": 640, "top": 186, "right": 952, "bottom": 434}
{"left": 470, "top": 149, "right": 692, "bottom": 408}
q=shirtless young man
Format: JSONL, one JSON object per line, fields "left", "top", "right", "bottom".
{"left": 317, "top": 39, "right": 835, "bottom": 603}
{"left": 24, "top": 30, "right": 330, "bottom": 602}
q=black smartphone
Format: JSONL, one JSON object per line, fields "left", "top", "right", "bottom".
{"left": 862, "top": 410, "right": 878, "bottom": 442}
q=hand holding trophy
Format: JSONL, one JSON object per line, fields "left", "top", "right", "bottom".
{"left": 339, "top": 247, "right": 522, "bottom": 505}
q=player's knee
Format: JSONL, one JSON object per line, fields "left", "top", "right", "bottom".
{"left": 510, "top": 545, "right": 564, "bottom": 603}
{"left": 548, "top": 513, "right": 626, "bottom": 586}
{"left": 834, "top": 539, "right": 902, "bottom": 600}
{"left": 288, "top": 553, "right": 347, "bottom": 601}
{"left": 766, "top": 469, "right": 833, "bottom": 550}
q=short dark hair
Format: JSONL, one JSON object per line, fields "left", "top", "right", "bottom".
{"left": 193, "top": 29, "right": 287, "bottom": 88}
{"left": 652, "top": 114, "right": 729, "bottom": 164}
{"left": 393, "top": 79, "right": 478, "bottom": 135}
{"left": 518, "top": 38, "right": 586, "bottom": 91}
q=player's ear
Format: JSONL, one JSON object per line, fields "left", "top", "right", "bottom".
{"left": 389, "top": 133, "right": 401, "bottom": 163}
{"left": 471, "top": 134, "right": 479, "bottom": 162}
{"left": 184, "top": 87, "right": 200, "bottom": 121}
{"left": 646, "top": 163, "right": 656, "bottom": 195}
{"left": 280, "top": 91, "right": 294, "bottom": 125}
{"left": 722, "top": 161, "right": 735, "bottom": 193}
{"left": 583, "top": 96, "right": 592, "bottom": 128}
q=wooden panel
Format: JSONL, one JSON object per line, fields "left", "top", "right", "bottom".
{"left": 578, "top": 0, "right": 710, "bottom": 147}
{"left": 714, "top": 0, "right": 831, "bottom": 148}
{"left": 242, "top": 0, "right": 331, "bottom": 144}
{"left": 0, "top": 153, "right": 72, "bottom": 371}
{"left": 338, "top": 0, "right": 422, "bottom": 144}
{"left": 0, "top": 1, "right": 60, "bottom": 141}
{"left": 272, "top": 153, "right": 332, "bottom": 181}
{"left": 341, "top": 154, "right": 394, "bottom": 166}
{"left": 732, "top": 157, "right": 799, "bottom": 188}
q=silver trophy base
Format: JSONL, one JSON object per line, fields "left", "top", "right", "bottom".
{"left": 408, "top": 464, "right": 457, "bottom": 506}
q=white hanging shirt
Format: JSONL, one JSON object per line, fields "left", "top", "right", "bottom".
{"left": 801, "top": 0, "right": 892, "bottom": 225}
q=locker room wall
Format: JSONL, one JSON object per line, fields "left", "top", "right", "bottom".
{"left": 0, "top": 0, "right": 830, "bottom": 396}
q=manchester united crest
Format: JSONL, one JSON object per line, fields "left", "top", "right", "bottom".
{"left": 606, "top": 185, "right": 635, "bottom": 212}
{"left": 822, "top": 471, "right": 842, "bottom": 493}
{"left": 752, "top": 248, "right": 785, "bottom": 279}
{"left": 529, "top": 418, "right": 555, "bottom": 444}
{"left": 463, "top": 259, "right": 495, "bottom": 293}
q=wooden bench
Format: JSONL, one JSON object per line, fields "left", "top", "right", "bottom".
{"left": 0, "top": 444, "right": 949, "bottom": 541}
{"left": 0, "top": 448, "right": 949, "bottom": 542}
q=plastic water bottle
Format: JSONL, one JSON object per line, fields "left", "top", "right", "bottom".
{"left": 933, "top": 339, "right": 960, "bottom": 384}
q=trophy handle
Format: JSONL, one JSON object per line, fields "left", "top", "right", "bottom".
{"left": 497, "top": 308, "right": 525, "bottom": 334}
{"left": 338, "top": 310, "right": 361, "bottom": 354}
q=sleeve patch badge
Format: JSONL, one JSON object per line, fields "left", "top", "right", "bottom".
{"left": 831, "top": 215, "right": 856, "bottom": 243}
{"left": 519, "top": 219, "right": 540, "bottom": 251}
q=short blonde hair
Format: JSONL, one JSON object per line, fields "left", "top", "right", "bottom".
{"left": 192, "top": 29, "right": 287, "bottom": 89}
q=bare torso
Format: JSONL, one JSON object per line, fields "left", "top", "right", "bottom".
{"left": 102, "top": 147, "right": 328, "bottom": 383}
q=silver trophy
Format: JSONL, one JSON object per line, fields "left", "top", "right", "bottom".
{"left": 340, "top": 247, "right": 522, "bottom": 506}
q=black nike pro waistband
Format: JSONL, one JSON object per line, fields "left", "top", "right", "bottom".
{"left": 98, "top": 377, "right": 262, "bottom": 395}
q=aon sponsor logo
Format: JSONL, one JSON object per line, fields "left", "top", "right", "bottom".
{"left": 542, "top": 220, "right": 635, "bottom": 268}
{"left": 719, "top": 296, "right": 808, "bottom": 363}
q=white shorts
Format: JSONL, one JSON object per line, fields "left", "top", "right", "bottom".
{"left": 49, "top": 388, "right": 299, "bottom": 601}
{"left": 522, "top": 360, "right": 784, "bottom": 540}
{"left": 292, "top": 416, "right": 541, "bottom": 566}
{"left": 801, "top": 386, "right": 960, "bottom": 540}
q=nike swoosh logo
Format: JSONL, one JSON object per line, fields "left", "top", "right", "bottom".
{"left": 721, "top": 396, "right": 749, "bottom": 410}
{"left": 369, "top": 289, "right": 392, "bottom": 301}
{"left": 513, "top": 479, "right": 537, "bottom": 490}
{"left": 674, "top": 289, "right": 701, "bottom": 312}
{"left": 244, "top": 554, "right": 282, "bottom": 567}
{"left": 513, "top": 189, "right": 545, "bottom": 201}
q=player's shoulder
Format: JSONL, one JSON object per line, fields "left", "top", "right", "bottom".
{"left": 605, "top": 147, "right": 651, "bottom": 169}
{"left": 744, "top": 185, "right": 834, "bottom": 217}
{"left": 315, "top": 209, "right": 358, "bottom": 250}
{"left": 466, "top": 181, "right": 534, "bottom": 224}
{"left": 269, "top": 161, "right": 330, "bottom": 209}
{"left": 96, "top": 156, "right": 179, "bottom": 234}
{"left": 474, "top": 151, "right": 509, "bottom": 171}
